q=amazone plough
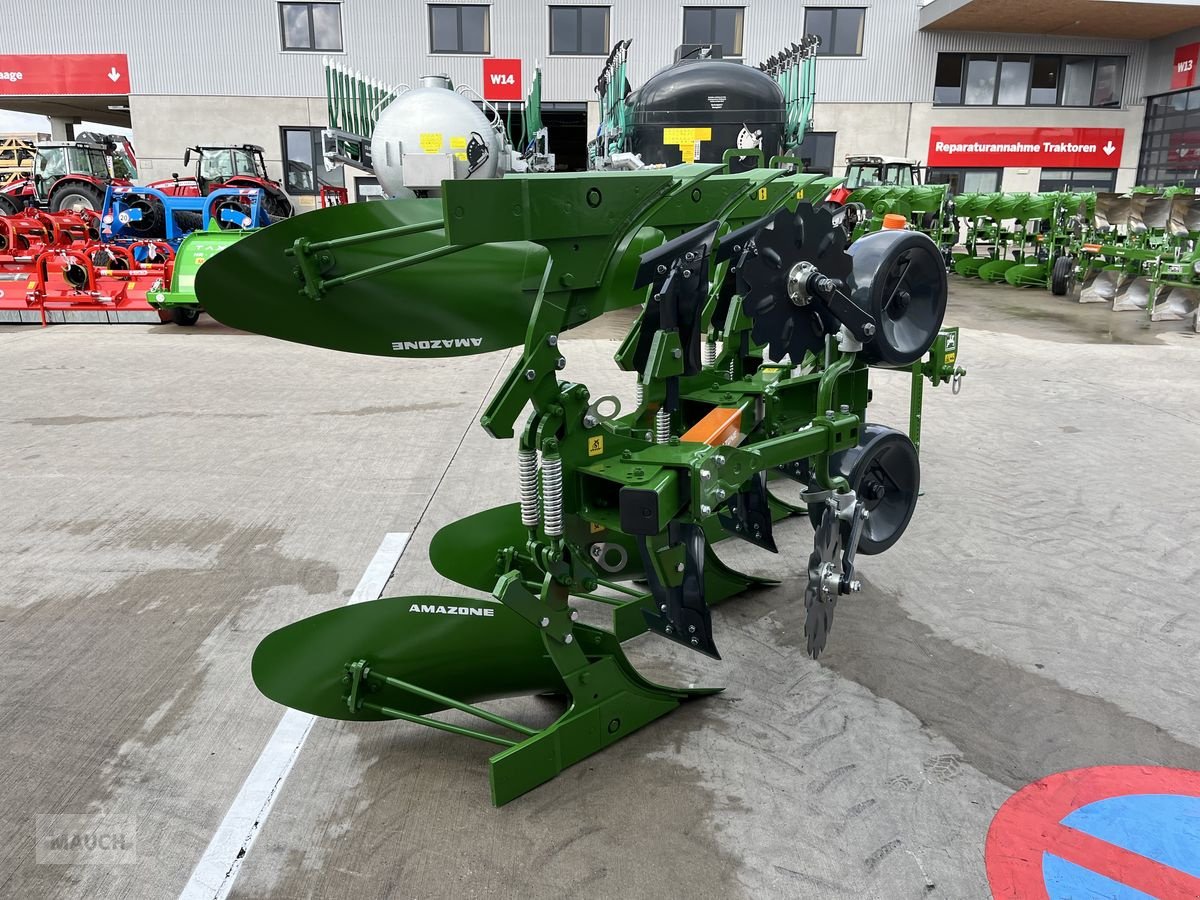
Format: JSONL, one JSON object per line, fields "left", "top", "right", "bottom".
{"left": 196, "top": 157, "right": 965, "bottom": 805}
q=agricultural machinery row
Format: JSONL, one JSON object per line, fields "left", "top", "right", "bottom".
{"left": 948, "top": 187, "right": 1200, "bottom": 324}
{"left": 0, "top": 185, "right": 270, "bottom": 325}
{"left": 194, "top": 155, "right": 966, "bottom": 805}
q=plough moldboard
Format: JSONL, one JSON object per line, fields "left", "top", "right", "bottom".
{"left": 196, "top": 160, "right": 966, "bottom": 805}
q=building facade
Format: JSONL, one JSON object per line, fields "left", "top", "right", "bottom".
{"left": 2, "top": 0, "right": 1197, "bottom": 206}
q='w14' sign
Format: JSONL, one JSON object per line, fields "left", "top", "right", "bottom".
{"left": 483, "top": 58, "right": 522, "bottom": 102}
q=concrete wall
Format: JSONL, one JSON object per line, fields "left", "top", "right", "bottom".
{"left": 0, "top": 0, "right": 1150, "bottom": 104}
{"left": 130, "top": 95, "right": 333, "bottom": 211}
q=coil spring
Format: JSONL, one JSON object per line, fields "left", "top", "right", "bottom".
{"left": 702, "top": 341, "right": 717, "bottom": 368}
{"left": 634, "top": 382, "right": 644, "bottom": 407}
{"left": 518, "top": 448, "right": 539, "bottom": 527}
{"left": 655, "top": 407, "right": 671, "bottom": 444}
{"left": 541, "top": 453, "right": 563, "bottom": 536}
{"left": 728, "top": 359, "right": 736, "bottom": 379}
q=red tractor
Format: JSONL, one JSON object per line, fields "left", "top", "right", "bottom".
{"left": 149, "top": 145, "right": 293, "bottom": 218}
{"left": 0, "top": 140, "right": 133, "bottom": 214}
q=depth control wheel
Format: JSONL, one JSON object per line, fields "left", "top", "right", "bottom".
{"left": 808, "top": 424, "right": 920, "bottom": 555}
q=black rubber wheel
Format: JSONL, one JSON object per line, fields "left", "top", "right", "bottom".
{"left": 807, "top": 424, "right": 920, "bottom": 555}
{"left": 175, "top": 210, "right": 204, "bottom": 233}
{"left": 1051, "top": 255, "right": 1075, "bottom": 296}
{"left": 263, "top": 189, "right": 293, "bottom": 219}
{"left": 0, "top": 194, "right": 19, "bottom": 215}
{"left": 123, "top": 194, "right": 166, "bottom": 237}
{"left": 847, "top": 229, "right": 948, "bottom": 368}
{"left": 49, "top": 181, "right": 106, "bottom": 214}
{"left": 171, "top": 307, "right": 201, "bottom": 327}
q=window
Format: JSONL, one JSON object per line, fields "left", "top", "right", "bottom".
{"left": 1029, "top": 56, "right": 1059, "bottom": 105}
{"left": 430, "top": 4, "right": 490, "bottom": 54}
{"left": 796, "top": 132, "right": 835, "bottom": 176}
{"left": 1038, "top": 169, "right": 1116, "bottom": 192}
{"left": 279, "top": 3, "right": 343, "bottom": 52}
{"left": 1137, "top": 86, "right": 1200, "bottom": 189}
{"left": 997, "top": 58, "right": 1029, "bottom": 106}
{"left": 281, "top": 127, "right": 344, "bottom": 195}
{"left": 927, "top": 168, "right": 1002, "bottom": 196}
{"left": 934, "top": 54, "right": 963, "bottom": 105}
{"left": 550, "top": 6, "right": 610, "bottom": 55}
{"left": 933, "top": 53, "right": 1125, "bottom": 108}
{"left": 805, "top": 8, "right": 865, "bottom": 57}
{"left": 682, "top": 7, "right": 744, "bottom": 57}
{"left": 964, "top": 57, "right": 997, "bottom": 105}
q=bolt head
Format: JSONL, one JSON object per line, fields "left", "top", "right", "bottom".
{"left": 564, "top": 633, "right": 574, "bottom": 644}
{"left": 665, "top": 625, "right": 673, "bottom": 635}
{"left": 570, "top": 609, "right": 580, "bottom": 621}
{"left": 675, "top": 562, "right": 685, "bottom": 573}
{"left": 688, "top": 624, "right": 696, "bottom": 634}
{"left": 656, "top": 264, "right": 667, "bottom": 274}
{"left": 839, "top": 404, "right": 850, "bottom": 413}
{"left": 713, "top": 455, "right": 726, "bottom": 466}
{"left": 700, "top": 504, "right": 712, "bottom": 516}
{"left": 660, "top": 604, "right": 668, "bottom": 612}
{"left": 525, "top": 369, "right": 537, "bottom": 381}
{"left": 700, "top": 469, "right": 711, "bottom": 480}
{"left": 690, "top": 638, "right": 699, "bottom": 646}
{"left": 555, "top": 357, "right": 567, "bottom": 370}
{"left": 540, "top": 617, "right": 550, "bottom": 627}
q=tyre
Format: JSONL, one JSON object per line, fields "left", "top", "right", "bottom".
{"left": 807, "top": 424, "right": 920, "bottom": 555}
{"left": 171, "top": 306, "right": 201, "bottom": 326}
{"left": 847, "top": 229, "right": 948, "bottom": 368}
{"left": 1051, "top": 255, "right": 1075, "bottom": 296}
{"left": 263, "top": 189, "right": 293, "bottom": 219}
{"left": 0, "top": 194, "right": 19, "bottom": 215}
{"left": 49, "top": 181, "right": 106, "bottom": 214}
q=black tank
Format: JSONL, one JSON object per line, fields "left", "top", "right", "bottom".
{"left": 629, "top": 58, "right": 786, "bottom": 171}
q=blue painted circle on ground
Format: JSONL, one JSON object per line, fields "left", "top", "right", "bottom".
{"left": 1043, "top": 793, "right": 1200, "bottom": 899}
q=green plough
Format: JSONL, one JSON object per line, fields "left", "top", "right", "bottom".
{"left": 196, "top": 159, "right": 965, "bottom": 805}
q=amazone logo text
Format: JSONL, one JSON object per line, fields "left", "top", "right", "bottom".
{"left": 409, "top": 603, "right": 495, "bottom": 617}
{"left": 392, "top": 338, "right": 483, "bottom": 351}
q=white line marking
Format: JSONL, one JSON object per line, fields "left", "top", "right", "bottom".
{"left": 179, "top": 532, "right": 410, "bottom": 900}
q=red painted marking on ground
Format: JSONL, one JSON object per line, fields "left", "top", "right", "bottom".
{"left": 986, "top": 765, "right": 1200, "bottom": 900}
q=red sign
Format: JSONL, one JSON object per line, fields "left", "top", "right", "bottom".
{"left": 0, "top": 54, "right": 130, "bottom": 95}
{"left": 987, "top": 766, "right": 1200, "bottom": 899}
{"left": 927, "top": 126, "right": 1124, "bottom": 168}
{"left": 482, "top": 58, "right": 522, "bottom": 102}
{"left": 1168, "top": 131, "right": 1200, "bottom": 169}
{"left": 1172, "top": 43, "right": 1199, "bottom": 90}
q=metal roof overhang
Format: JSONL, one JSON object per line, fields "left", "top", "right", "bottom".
{"left": 919, "top": 0, "right": 1200, "bottom": 40}
{"left": 0, "top": 95, "right": 131, "bottom": 128}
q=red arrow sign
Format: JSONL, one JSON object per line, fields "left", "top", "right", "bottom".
{"left": 0, "top": 54, "right": 130, "bottom": 95}
{"left": 927, "top": 126, "right": 1124, "bottom": 168}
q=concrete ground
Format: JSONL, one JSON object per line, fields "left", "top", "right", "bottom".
{"left": 0, "top": 278, "right": 1197, "bottom": 899}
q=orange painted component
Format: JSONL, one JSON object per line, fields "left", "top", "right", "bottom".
{"left": 882, "top": 214, "right": 907, "bottom": 230}
{"left": 681, "top": 406, "right": 743, "bottom": 447}
{"left": 1082, "top": 244, "right": 1102, "bottom": 253}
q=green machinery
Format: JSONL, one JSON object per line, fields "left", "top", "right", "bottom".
{"left": 195, "top": 159, "right": 965, "bottom": 805}
{"left": 1076, "top": 188, "right": 1200, "bottom": 320}
{"left": 841, "top": 184, "right": 955, "bottom": 259}
{"left": 148, "top": 223, "right": 251, "bottom": 326}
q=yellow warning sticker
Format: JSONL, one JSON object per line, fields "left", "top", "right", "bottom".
{"left": 419, "top": 132, "right": 443, "bottom": 153}
{"left": 454, "top": 152, "right": 467, "bottom": 161}
{"left": 757, "top": 187, "right": 769, "bottom": 200}
{"left": 796, "top": 190, "right": 805, "bottom": 199}
{"left": 589, "top": 521, "right": 605, "bottom": 534}
{"left": 588, "top": 435, "right": 604, "bottom": 457}
{"left": 945, "top": 351, "right": 957, "bottom": 366}
{"left": 449, "top": 136, "right": 467, "bottom": 149}
{"left": 680, "top": 143, "right": 696, "bottom": 163}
